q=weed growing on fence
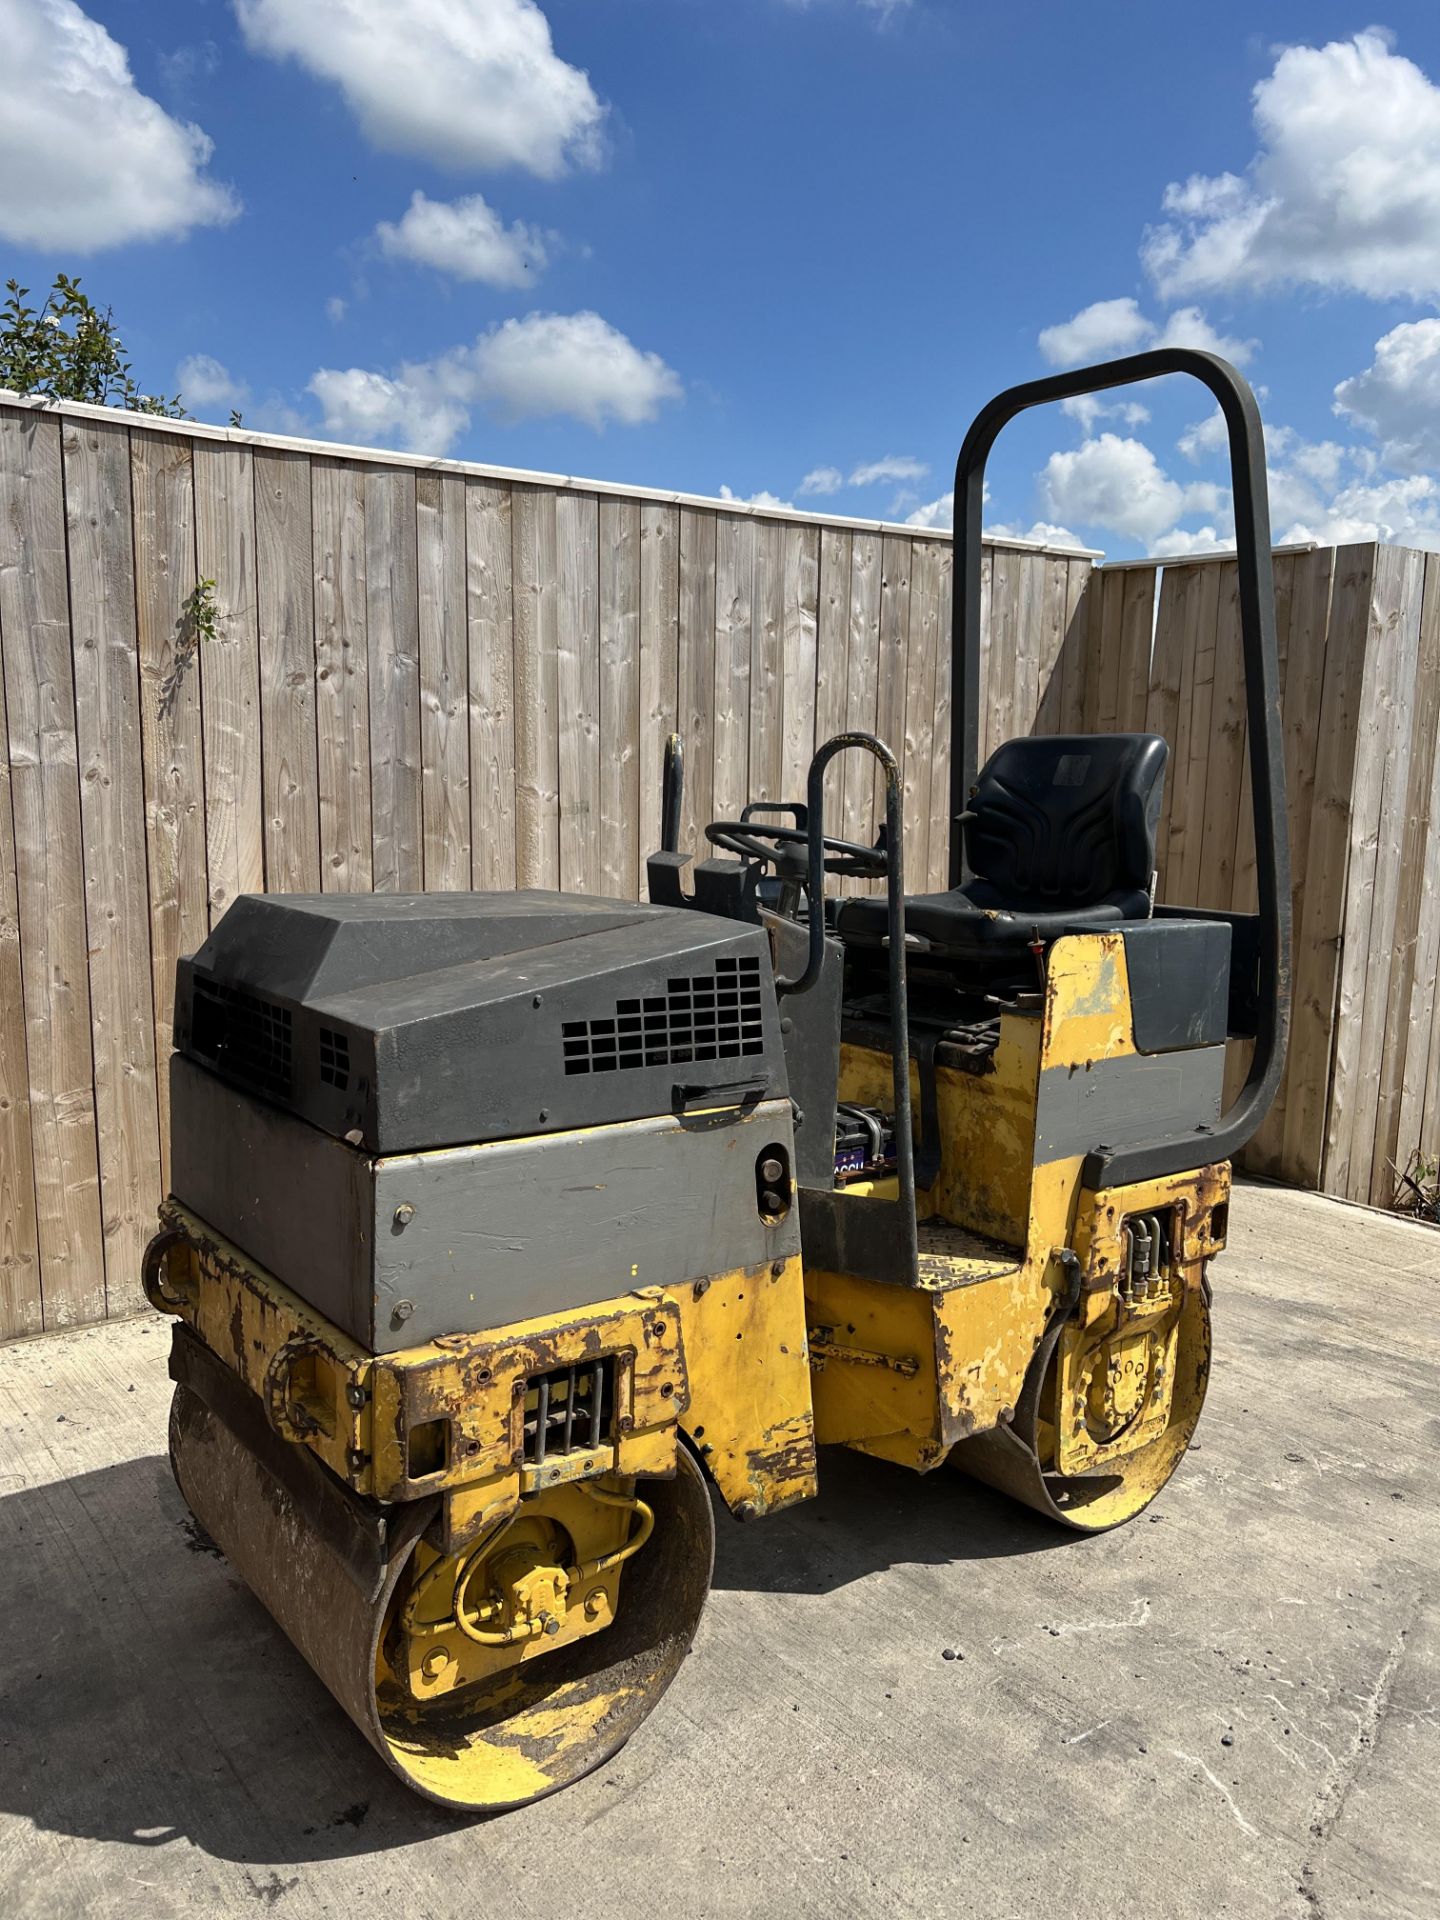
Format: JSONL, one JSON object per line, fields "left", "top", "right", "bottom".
{"left": 158, "top": 579, "right": 219, "bottom": 718}
{"left": 1391, "top": 1149, "right": 1440, "bottom": 1224}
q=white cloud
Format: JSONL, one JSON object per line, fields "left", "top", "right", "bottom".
{"left": 309, "top": 310, "right": 682, "bottom": 453}
{"left": 798, "top": 465, "right": 843, "bottom": 496}
{"left": 1039, "top": 298, "right": 1154, "bottom": 367}
{"left": 177, "top": 353, "right": 246, "bottom": 413}
{"left": 1039, "top": 297, "right": 1255, "bottom": 373}
{"left": 308, "top": 366, "right": 470, "bottom": 453}
{"left": 1062, "top": 394, "right": 1151, "bottom": 431}
{"left": 906, "top": 480, "right": 992, "bottom": 531}
{"left": 1177, "top": 408, "right": 1229, "bottom": 463}
{"left": 906, "top": 492, "right": 952, "bottom": 531}
{"left": 472, "top": 311, "right": 681, "bottom": 427}
{"left": 849, "top": 454, "right": 928, "bottom": 486}
{"left": 234, "top": 0, "right": 604, "bottom": 176}
{"left": 326, "top": 295, "right": 347, "bottom": 323}
{"left": 984, "top": 520, "right": 1088, "bottom": 550}
{"left": 1041, "top": 433, "right": 1222, "bottom": 544}
{"left": 1279, "top": 472, "right": 1440, "bottom": 550}
{"left": 1149, "top": 525, "right": 1233, "bottom": 558}
{"left": 0, "top": 0, "right": 238, "bottom": 249}
{"left": 1143, "top": 29, "right": 1440, "bottom": 302}
{"left": 718, "top": 484, "right": 795, "bottom": 511}
{"left": 1152, "top": 306, "right": 1255, "bottom": 363}
{"left": 1333, "top": 320, "right": 1440, "bottom": 473}
{"left": 375, "top": 190, "right": 550, "bottom": 287}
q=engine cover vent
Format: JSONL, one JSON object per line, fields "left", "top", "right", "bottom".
{"left": 190, "top": 977, "right": 292, "bottom": 1100}
{"left": 561, "top": 954, "right": 764, "bottom": 1076}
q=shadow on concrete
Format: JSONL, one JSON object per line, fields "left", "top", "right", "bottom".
{"left": 0, "top": 1455, "right": 486, "bottom": 1865}
{"left": 708, "top": 1443, "right": 1074, "bottom": 1597}
{"left": 0, "top": 1441, "right": 1070, "bottom": 1868}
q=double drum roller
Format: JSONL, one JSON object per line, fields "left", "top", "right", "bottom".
{"left": 149, "top": 346, "right": 1287, "bottom": 1808}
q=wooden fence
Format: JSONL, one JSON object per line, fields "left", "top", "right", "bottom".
{"left": 1, "top": 391, "right": 1434, "bottom": 1342}
{"left": 1083, "top": 542, "right": 1440, "bottom": 1210}
{"left": 0, "top": 396, "right": 1091, "bottom": 1338}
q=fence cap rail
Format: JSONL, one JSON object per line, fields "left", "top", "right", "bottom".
{"left": 1101, "top": 540, "right": 1321, "bottom": 573}
{"left": 0, "top": 388, "right": 1101, "bottom": 558}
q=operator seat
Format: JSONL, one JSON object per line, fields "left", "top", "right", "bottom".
{"left": 834, "top": 732, "right": 1167, "bottom": 959}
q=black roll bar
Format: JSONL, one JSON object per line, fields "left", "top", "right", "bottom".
{"left": 949, "top": 348, "right": 1291, "bottom": 1188}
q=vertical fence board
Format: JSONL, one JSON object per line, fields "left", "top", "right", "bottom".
{"left": 780, "top": 523, "right": 819, "bottom": 804}
{"left": 195, "top": 440, "right": 263, "bottom": 923}
{"left": 676, "top": 509, "right": 717, "bottom": 863}
{"left": 417, "top": 472, "right": 471, "bottom": 891}
{"left": 1146, "top": 566, "right": 1188, "bottom": 883}
{"left": 365, "top": 467, "right": 421, "bottom": 893}
{"left": 132, "top": 430, "right": 207, "bottom": 1193}
{"left": 1280, "top": 545, "right": 1375, "bottom": 1186}
{"left": 814, "top": 526, "right": 851, "bottom": 837}
{"left": 0, "top": 411, "right": 105, "bottom": 1325}
{"left": 0, "top": 600, "right": 40, "bottom": 1337}
{"left": 557, "top": 493, "right": 601, "bottom": 895}
{"left": 748, "top": 520, "right": 784, "bottom": 806}
{"left": 1033, "top": 551, "right": 1070, "bottom": 735}
{"left": 512, "top": 487, "right": 560, "bottom": 890}
{"left": 255, "top": 449, "right": 320, "bottom": 892}
{"left": 1198, "top": 563, "right": 1246, "bottom": 911}
{"left": 1055, "top": 559, "right": 1091, "bottom": 734}
{"left": 874, "top": 535, "right": 911, "bottom": 835}
{"left": 903, "top": 540, "right": 942, "bottom": 889}
{"left": 840, "top": 533, "right": 883, "bottom": 887}
{"left": 1244, "top": 550, "right": 1308, "bottom": 1172}
{"left": 1164, "top": 563, "right": 1221, "bottom": 909}
{"left": 1379, "top": 551, "right": 1440, "bottom": 1198}
{"left": 466, "top": 480, "right": 515, "bottom": 892}
{"left": 312, "top": 460, "right": 371, "bottom": 892}
{"left": 987, "top": 548, "right": 1022, "bottom": 750}
{"left": 638, "top": 505, "right": 679, "bottom": 877}
{"left": 926, "top": 544, "right": 956, "bottom": 891}
{"left": 63, "top": 418, "right": 161, "bottom": 1317}
{"left": 1347, "top": 547, "right": 1425, "bottom": 1204}
{"left": 713, "top": 514, "right": 754, "bottom": 824}
{"left": 599, "top": 498, "right": 640, "bottom": 901}
{"left": 1325, "top": 547, "right": 1421, "bottom": 1199}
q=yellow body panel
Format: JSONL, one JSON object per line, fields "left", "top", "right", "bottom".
{"left": 150, "top": 1199, "right": 816, "bottom": 1525}
{"left": 812, "top": 931, "right": 1224, "bottom": 1479}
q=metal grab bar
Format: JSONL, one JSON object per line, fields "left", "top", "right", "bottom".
{"left": 776, "top": 731, "right": 918, "bottom": 1280}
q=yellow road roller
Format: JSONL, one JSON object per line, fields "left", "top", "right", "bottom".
{"left": 145, "top": 347, "right": 1290, "bottom": 1810}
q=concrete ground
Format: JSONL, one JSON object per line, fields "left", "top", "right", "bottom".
{"left": 0, "top": 1182, "right": 1435, "bottom": 1920}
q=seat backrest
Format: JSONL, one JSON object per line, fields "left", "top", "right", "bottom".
{"left": 962, "top": 733, "right": 1168, "bottom": 906}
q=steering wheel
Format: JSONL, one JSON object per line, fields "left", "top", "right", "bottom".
{"left": 705, "top": 818, "right": 888, "bottom": 879}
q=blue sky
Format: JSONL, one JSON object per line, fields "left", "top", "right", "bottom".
{"left": 7, "top": 2, "right": 1440, "bottom": 557}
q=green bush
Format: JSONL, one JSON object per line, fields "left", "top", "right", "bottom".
{"left": 1, "top": 272, "right": 186, "bottom": 417}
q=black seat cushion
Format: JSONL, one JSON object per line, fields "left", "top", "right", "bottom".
{"left": 836, "top": 732, "right": 1167, "bottom": 958}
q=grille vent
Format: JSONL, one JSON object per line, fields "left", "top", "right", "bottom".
{"left": 190, "top": 978, "right": 292, "bottom": 1099}
{"left": 319, "top": 1027, "right": 350, "bottom": 1091}
{"left": 561, "top": 955, "right": 764, "bottom": 1077}
{"left": 523, "top": 1359, "right": 613, "bottom": 1466}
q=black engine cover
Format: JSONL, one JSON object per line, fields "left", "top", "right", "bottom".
{"left": 174, "top": 890, "right": 787, "bottom": 1153}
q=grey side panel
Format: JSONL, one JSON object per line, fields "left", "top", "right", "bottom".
{"left": 1033, "top": 1046, "right": 1226, "bottom": 1167}
{"left": 372, "top": 1100, "right": 800, "bottom": 1351}
{"left": 170, "top": 1053, "right": 798, "bottom": 1353}
{"left": 1122, "top": 919, "right": 1231, "bottom": 1053}
{"left": 170, "top": 1052, "right": 374, "bottom": 1339}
